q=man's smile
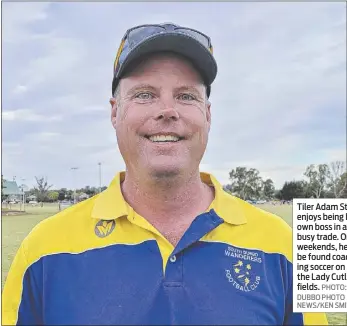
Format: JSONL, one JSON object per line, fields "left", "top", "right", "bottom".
{"left": 144, "top": 132, "right": 185, "bottom": 143}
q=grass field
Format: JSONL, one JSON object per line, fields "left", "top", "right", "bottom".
{"left": 1, "top": 203, "right": 346, "bottom": 325}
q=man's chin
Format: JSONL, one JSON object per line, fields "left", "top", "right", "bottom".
{"left": 147, "top": 165, "right": 182, "bottom": 180}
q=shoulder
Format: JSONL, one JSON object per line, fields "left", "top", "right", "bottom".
{"left": 21, "top": 196, "right": 98, "bottom": 265}
{"left": 236, "top": 198, "right": 291, "bottom": 233}
{"left": 234, "top": 197, "right": 293, "bottom": 261}
{"left": 214, "top": 193, "right": 293, "bottom": 262}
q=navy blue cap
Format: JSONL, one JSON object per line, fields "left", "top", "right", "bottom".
{"left": 112, "top": 23, "right": 217, "bottom": 97}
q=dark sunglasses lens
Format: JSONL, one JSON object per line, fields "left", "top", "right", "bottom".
{"left": 128, "top": 26, "right": 166, "bottom": 48}
{"left": 174, "top": 28, "right": 210, "bottom": 48}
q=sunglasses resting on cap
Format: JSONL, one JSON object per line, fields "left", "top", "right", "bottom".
{"left": 112, "top": 23, "right": 218, "bottom": 98}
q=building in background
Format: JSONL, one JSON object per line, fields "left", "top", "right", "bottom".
{"left": 27, "top": 195, "right": 37, "bottom": 201}
{"left": 2, "top": 180, "right": 22, "bottom": 202}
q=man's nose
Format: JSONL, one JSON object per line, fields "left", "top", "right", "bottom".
{"left": 154, "top": 107, "right": 180, "bottom": 121}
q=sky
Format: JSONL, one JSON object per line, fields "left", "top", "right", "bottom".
{"left": 2, "top": 2, "right": 346, "bottom": 190}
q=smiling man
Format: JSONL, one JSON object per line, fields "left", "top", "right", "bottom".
{"left": 110, "top": 50, "right": 215, "bottom": 246}
{"left": 2, "top": 23, "right": 328, "bottom": 325}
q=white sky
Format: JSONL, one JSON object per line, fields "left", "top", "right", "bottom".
{"left": 2, "top": 2, "right": 346, "bottom": 190}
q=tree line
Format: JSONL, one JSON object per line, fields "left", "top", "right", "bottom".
{"left": 1, "top": 176, "right": 106, "bottom": 202}
{"left": 223, "top": 161, "right": 346, "bottom": 201}
{"left": 2, "top": 160, "right": 346, "bottom": 203}
{"left": 19, "top": 177, "right": 107, "bottom": 203}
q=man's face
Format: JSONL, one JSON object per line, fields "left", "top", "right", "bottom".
{"left": 110, "top": 53, "right": 211, "bottom": 180}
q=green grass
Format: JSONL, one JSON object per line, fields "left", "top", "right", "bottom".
{"left": 257, "top": 204, "right": 293, "bottom": 226}
{"left": 2, "top": 203, "right": 346, "bottom": 325}
{"left": 2, "top": 203, "right": 60, "bottom": 287}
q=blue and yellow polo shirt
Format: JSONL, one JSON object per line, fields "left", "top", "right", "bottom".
{"left": 3, "top": 172, "right": 327, "bottom": 325}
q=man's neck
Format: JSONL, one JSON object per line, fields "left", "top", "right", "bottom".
{"left": 120, "top": 169, "right": 214, "bottom": 224}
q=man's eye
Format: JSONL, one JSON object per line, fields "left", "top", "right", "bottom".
{"left": 135, "top": 92, "right": 153, "bottom": 100}
{"left": 178, "top": 93, "right": 195, "bottom": 101}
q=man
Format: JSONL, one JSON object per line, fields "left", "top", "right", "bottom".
{"left": 3, "top": 23, "right": 328, "bottom": 325}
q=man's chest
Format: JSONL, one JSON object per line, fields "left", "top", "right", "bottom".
{"left": 34, "top": 240, "right": 287, "bottom": 325}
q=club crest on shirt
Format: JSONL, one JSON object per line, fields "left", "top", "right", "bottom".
{"left": 224, "top": 246, "right": 261, "bottom": 292}
{"left": 95, "top": 220, "right": 116, "bottom": 238}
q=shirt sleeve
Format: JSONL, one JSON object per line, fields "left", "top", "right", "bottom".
{"left": 284, "top": 306, "right": 329, "bottom": 325}
{"left": 2, "top": 242, "right": 43, "bottom": 325}
{"left": 284, "top": 309, "right": 329, "bottom": 325}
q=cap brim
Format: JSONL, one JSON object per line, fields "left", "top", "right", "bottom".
{"left": 114, "top": 33, "right": 217, "bottom": 91}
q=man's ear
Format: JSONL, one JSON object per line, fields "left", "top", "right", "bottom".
{"left": 110, "top": 97, "right": 118, "bottom": 129}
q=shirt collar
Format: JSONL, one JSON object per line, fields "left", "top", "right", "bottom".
{"left": 200, "top": 172, "right": 247, "bottom": 225}
{"left": 91, "top": 172, "right": 128, "bottom": 221}
{"left": 91, "top": 171, "right": 247, "bottom": 225}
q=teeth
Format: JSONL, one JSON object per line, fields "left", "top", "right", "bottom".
{"left": 149, "top": 135, "right": 180, "bottom": 142}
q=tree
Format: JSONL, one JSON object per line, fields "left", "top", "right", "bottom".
{"left": 65, "top": 190, "right": 74, "bottom": 201}
{"left": 87, "top": 186, "right": 98, "bottom": 196}
{"left": 223, "top": 185, "right": 233, "bottom": 194}
{"left": 228, "top": 167, "right": 263, "bottom": 200}
{"left": 327, "top": 161, "right": 347, "bottom": 198}
{"left": 1, "top": 175, "right": 6, "bottom": 201}
{"left": 263, "top": 179, "right": 275, "bottom": 199}
{"left": 48, "top": 191, "right": 59, "bottom": 202}
{"left": 76, "top": 186, "right": 98, "bottom": 197}
{"left": 337, "top": 172, "right": 347, "bottom": 198}
{"left": 304, "top": 164, "right": 329, "bottom": 198}
{"left": 280, "top": 181, "right": 306, "bottom": 200}
{"left": 58, "top": 188, "right": 67, "bottom": 201}
{"left": 34, "top": 176, "right": 53, "bottom": 202}
{"left": 274, "top": 189, "right": 282, "bottom": 200}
